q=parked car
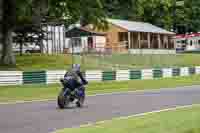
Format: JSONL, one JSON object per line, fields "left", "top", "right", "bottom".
{"left": 13, "top": 44, "right": 41, "bottom": 53}
{"left": 25, "top": 45, "right": 41, "bottom": 53}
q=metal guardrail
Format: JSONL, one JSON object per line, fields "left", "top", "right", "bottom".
{"left": 0, "top": 66, "right": 200, "bottom": 86}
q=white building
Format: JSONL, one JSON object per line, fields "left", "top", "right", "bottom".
{"left": 12, "top": 25, "right": 66, "bottom": 54}
{"left": 42, "top": 25, "right": 66, "bottom": 54}
{"left": 65, "top": 27, "right": 106, "bottom": 53}
{"left": 174, "top": 33, "right": 200, "bottom": 52}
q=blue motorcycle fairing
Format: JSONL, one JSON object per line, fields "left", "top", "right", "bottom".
{"left": 76, "top": 88, "right": 85, "bottom": 97}
{"left": 63, "top": 88, "right": 70, "bottom": 97}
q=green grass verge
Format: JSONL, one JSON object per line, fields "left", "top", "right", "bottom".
{"left": 1, "top": 54, "right": 200, "bottom": 71}
{"left": 86, "top": 53, "right": 200, "bottom": 70}
{"left": 1, "top": 75, "right": 200, "bottom": 103}
{"left": 0, "top": 54, "right": 72, "bottom": 71}
{"left": 56, "top": 105, "right": 200, "bottom": 133}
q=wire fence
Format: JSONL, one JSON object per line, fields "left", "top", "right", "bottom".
{"left": 67, "top": 45, "right": 184, "bottom": 71}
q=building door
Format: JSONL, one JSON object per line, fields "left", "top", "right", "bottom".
{"left": 88, "top": 37, "right": 94, "bottom": 51}
{"left": 118, "top": 32, "right": 128, "bottom": 49}
{"left": 70, "top": 38, "right": 82, "bottom": 53}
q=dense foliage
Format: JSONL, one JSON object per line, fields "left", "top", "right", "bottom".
{"left": 103, "top": 0, "right": 200, "bottom": 33}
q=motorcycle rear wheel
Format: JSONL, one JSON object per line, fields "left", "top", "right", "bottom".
{"left": 76, "top": 95, "right": 85, "bottom": 108}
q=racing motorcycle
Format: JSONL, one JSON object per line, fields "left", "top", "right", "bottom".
{"left": 57, "top": 79, "right": 86, "bottom": 109}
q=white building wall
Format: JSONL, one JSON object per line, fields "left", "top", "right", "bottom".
{"left": 42, "top": 25, "right": 65, "bottom": 54}
{"left": 95, "top": 36, "right": 106, "bottom": 52}
{"left": 186, "top": 36, "right": 200, "bottom": 51}
{"left": 174, "top": 35, "right": 200, "bottom": 52}
{"left": 129, "top": 49, "right": 176, "bottom": 54}
{"left": 65, "top": 36, "right": 106, "bottom": 53}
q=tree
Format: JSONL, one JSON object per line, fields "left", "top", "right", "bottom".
{"left": 1, "top": 0, "right": 107, "bottom": 65}
{"left": 1, "top": 0, "right": 17, "bottom": 65}
{"left": 102, "top": 0, "right": 174, "bottom": 30}
{"left": 79, "top": 0, "right": 108, "bottom": 28}
{"left": 0, "top": 0, "right": 3, "bottom": 52}
{"left": 133, "top": 0, "right": 174, "bottom": 30}
{"left": 184, "top": 0, "right": 200, "bottom": 32}
{"left": 47, "top": 0, "right": 108, "bottom": 28}
{"left": 102, "top": 0, "right": 138, "bottom": 20}
{"left": 1, "top": 0, "right": 45, "bottom": 65}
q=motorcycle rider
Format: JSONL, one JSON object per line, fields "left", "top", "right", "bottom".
{"left": 62, "top": 64, "right": 88, "bottom": 98}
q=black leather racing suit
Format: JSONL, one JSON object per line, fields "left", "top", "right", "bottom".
{"left": 63, "top": 70, "right": 88, "bottom": 96}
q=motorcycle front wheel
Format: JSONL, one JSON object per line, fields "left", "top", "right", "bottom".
{"left": 57, "top": 90, "right": 70, "bottom": 109}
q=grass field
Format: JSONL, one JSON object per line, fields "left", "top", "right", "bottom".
{"left": 1, "top": 54, "right": 200, "bottom": 71}
{"left": 0, "top": 54, "right": 73, "bottom": 71}
{"left": 1, "top": 75, "right": 200, "bottom": 103}
{"left": 83, "top": 53, "right": 200, "bottom": 70}
{"left": 56, "top": 105, "right": 200, "bottom": 133}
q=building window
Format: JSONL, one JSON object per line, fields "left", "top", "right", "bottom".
{"left": 181, "top": 40, "right": 186, "bottom": 44}
{"left": 118, "top": 32, "right": 128, "bottom": 42}
{"left": 88, "top": 37, "right": 94, "bottom": 49}
{"left": 47, "top": 32, "right": 53, "bottom": 40}
{"left": 198, "top": 40, "right": 200, "bottom": 45}
{"left": 70, "top": 38, "right": 81, "bottom": 48}
{"left": 118, "top": 32, "right": 128, "bottom": 48}
{"left": 190, "top": 40, "right": 193, "bottom": 46}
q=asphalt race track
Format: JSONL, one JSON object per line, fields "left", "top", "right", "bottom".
{"left": 0, "top": 86, "right": 200, "bottom": 133}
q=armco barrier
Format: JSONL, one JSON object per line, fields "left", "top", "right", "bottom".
{"left": 195, "top": 66, "right": 200, "bottom": 74}
{"left": 0, "top": 66, "right": 200, "bottom": 86}
{"left": 85, "top": 70, "right": 102, "bottom": 81}
{"left": 153, "top": 69, "right": 163, "bottom": 78}
{"left": 162, "top": 68, "right": 173, "bottom": 78}
{"left": 130, "top": 70, "right": 141, "bottom": 80}
{"left": 116, "top": 70, "right": 129, "bottom": 81}
{"left": 189, "top": 67, "right": 195, "bottom": 75}
{"left": 46, "top": 70, "right": 66, "bottom": 84}
{"left": 0, "top": 71, "right": 22, "bottom": 86}
{"left": 180, "top": 67, "right": 189, "bottom": 76}
{"left": 102, "top": 71, "right": 116, "bottom": 81}
{"left": 172, "top": 68, "right": 180, "bottom": 77}
{"left": 23, "top": 71, "right": 46, "bottom": 84}
{"left": 142, "top": 69, "right": 153, "bottom": 79}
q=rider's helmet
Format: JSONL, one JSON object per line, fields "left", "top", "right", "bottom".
{"left": 72, "top": 64, "right": 81, "bottom": 72}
